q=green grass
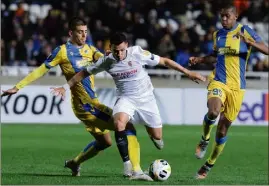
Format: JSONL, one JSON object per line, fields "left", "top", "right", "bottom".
{"left": 1, "top": 124, "right": 268, "bottom": 185}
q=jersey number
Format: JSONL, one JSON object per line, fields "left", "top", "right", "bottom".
{"left": 208, "top": 88, "right": 222, "bottom": 97}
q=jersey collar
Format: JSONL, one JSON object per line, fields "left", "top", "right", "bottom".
{"left": 223, "top": 22, "right": 239, "bottom": 32}
{"left": 67, "top": 40, "right": 85, "bottom": 49}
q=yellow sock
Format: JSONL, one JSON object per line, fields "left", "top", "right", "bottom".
{"left": 207, "top": 136, "right": 227, "bottom": 165}
{"left": 202, "top": 114, "right": 216, "bottom": 140}
{"left": 74, "top": 141, "right": 101, "bottom": 164}
{"left": 127, "top": 135, "right": 141, "bottom": 172}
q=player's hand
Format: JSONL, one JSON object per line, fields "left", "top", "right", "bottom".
{"left": 236, "top": 32, "right": 253, "bottom": 45}
{"left": 187, "top": 71, "right": 206, "bottom": 84}
{"left": 1, "top": 87, "right": 19, "bottom": 97}
{"left": 50, "top": 87, "right": 66, "bottom": 100}
{"left": 189, "top": 57, "right": 203, "bottom": 66}
{"left": 105, "top": 49, "right": 111, "bottom": 56}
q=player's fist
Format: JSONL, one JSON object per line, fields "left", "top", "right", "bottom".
{"left": 236, "top": 32, "right": 253, "bottom": 45}
{"left": 50, "top": 87, "right": 66, "bottom": 100}
{"left": 189, "top": 57, "right": 203, "bottom": 66}
{"left": 187, "top": 71, "right": 206, "bottom": 84}
{"left": 1, "top": 87, "right": 19, "bottom": 97}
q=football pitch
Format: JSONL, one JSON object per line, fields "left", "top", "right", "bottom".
{"left": 1, "top": 124, "right": 268, "bottom": 185}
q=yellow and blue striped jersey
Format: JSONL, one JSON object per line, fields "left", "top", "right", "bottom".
{"left": 212, "top": 23, "right": 262, "bottom": 90}
{"left": 44, "top": 41, "right": 103, "bottom": 104}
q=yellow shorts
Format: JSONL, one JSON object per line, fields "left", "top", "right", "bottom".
{"left": 72, "top": 101, "right": 114, "bottom": 135}
{"left": 207, "top": 80, "right": 245, "bottom": 122}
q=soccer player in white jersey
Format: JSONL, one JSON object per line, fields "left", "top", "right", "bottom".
{"left": 51, "top": 32, "right": 206, "bottom": 180}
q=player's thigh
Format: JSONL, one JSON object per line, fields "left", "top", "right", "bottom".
{"left": 223, "top": 90, "right": 245, "bottom": 122}
{"left": 137, "top": 97, "right": 162, "bottom": 128}
{"left": 74, "top": 106, "right": 115, "bottom": 135}
{"left": 113, "top": 97, "right": 136, "bottom": 120}
{"left": 207, "top": 81, "right": 227, "bottom": 112}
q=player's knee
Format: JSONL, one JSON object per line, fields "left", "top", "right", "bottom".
{"left": 114, "top": 119, "right": 127, "bottom": 131}
{"left": 208, "top": 109, "right": 220, "bottom": 119}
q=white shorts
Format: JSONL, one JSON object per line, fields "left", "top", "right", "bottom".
{"left": 113, "top": 96, "right": 162, "bottom": 128}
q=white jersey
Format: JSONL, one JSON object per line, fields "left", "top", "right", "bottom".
{"left": 86, "top": 46, "right": 160, "bottom": 99}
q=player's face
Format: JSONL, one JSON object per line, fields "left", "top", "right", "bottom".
{"left": 111, "top": 42, "right": 128, "bottom": 61}
{"left": 70, "top": 25, "right": 87, "bottom": 46}
{"left": 220, "top": 8, "right": 237, "bottom": 29}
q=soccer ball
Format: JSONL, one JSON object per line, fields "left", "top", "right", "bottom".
{"left": 148, "top": 159, "right": 171, "bottom": 181}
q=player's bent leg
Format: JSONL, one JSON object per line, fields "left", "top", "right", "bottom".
{"left": 145, "top": 126, "right": 164, "bottom": 150}
{"left": 65, "top": 131, "right": 112, "bottom": 176}
{"left": 196, "top": 114, "right": 231, "bottom": 179}
{"left": 196, "top": 97, "right": 222, "bottom": 159}
{"left": 125, "top": 123, "right": 142, "bottom": 174}
{"left": 207, "top": 113, "right": 231, "bottom": 165}
{"left": 114, "top": 112, "right": 132, "bottom": 176}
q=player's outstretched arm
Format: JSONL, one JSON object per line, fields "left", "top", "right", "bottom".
{"left": 51, "top": 56, "right": 107, "bottom": 100}
{"left": 50, "top": 69, "right": 90, "bottom": 100}
{"left": 1, "top": 64, "right": 49, "bottom": 97}
{"left": 189, "top": 53, "right": 217, "bottom": 66}
{"left": 159, "top": 57, "right": 206, "bottom": 83}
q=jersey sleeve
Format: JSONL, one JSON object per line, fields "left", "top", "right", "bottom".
{"left": 15, "top": 46, "right": 63, "bottom": 89}
{"left": 211, "top": 31, "right": 218, "bottom": 57}
{"left": 44, "top": 46, "right": 63, "bottom": 69}
{"left": 242, "top": 25, "right": 262, "bottom": 43}
{"left": 133, "top": 46, "right": 160, "bottom": 66}
{"left": 89, "top": 45, "right": 104, "bottom": 61}
{"left": 86, "top": 56, "right": 110, "bottom": 75}
{"left": 15, "top": 64, "right": 49, "bottom": 89}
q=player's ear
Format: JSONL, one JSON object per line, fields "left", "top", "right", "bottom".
{"left": 235, "top": 13, "right": 238, "bottom": 20}
{"left": 126, "top": 42, "right": 129, "bottom": 47}
{"left": 68, "top": 30, "right": 73, "bottom": 37}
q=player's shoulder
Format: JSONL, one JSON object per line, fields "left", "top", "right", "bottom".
{"left": 85, "top": 43, "right": 98, "bottom": 51}
{"left": 240, "top": 24, "right": 254, "bottom": 33}
{"left": 128, "top": 46, "right": 143, "bottom": 54}
{"left": 49, "top": 45, "right": 64, "bottom": 57}
{"left": 128, "top": 45, "right": 150, "bottom": 56}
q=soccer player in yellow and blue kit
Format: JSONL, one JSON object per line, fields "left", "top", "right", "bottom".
{"left": 189, "top": 4, "right": 269, "bottom": 179}
{"left": 1, "top": 17, "right": 143, "bottom": 178}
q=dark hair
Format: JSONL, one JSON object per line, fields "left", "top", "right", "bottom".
{"left": 220, "top": 3, "right": 237, "bottom": 13}
{"left": 68, "top": 17, "right": 87, "bottom": 31}
{"left": 110, "top": 32, "right": 127, "bottom": 45}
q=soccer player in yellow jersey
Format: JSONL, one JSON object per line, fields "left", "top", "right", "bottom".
{"left": 189, "top": 4, "right": 269, "bottom": 179}
{"left": 1, "top": 17, "right": 145, "bottom": 179}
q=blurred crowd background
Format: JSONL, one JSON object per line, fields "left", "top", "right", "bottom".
{"left": 1, "top": 0, "right": 269, "bottom": 71}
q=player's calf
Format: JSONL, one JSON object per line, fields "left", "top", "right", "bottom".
{"left": 64, "top": 160, "right": 81, "bottom": 176}
{"left": 150, "top": 137, "right": 164, "bottom": 150}
{"left": 146, "top": 127, "right": 164, "bottom": 149}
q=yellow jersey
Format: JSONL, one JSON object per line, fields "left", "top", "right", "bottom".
{"left": 44, "top": 41, "right": 103, "bottom": 105}
{"left": 212, "top": 23, "right": 262, "bottom": 90}
{"left": 16, "top": 41, "right": 103, "bottom": 106}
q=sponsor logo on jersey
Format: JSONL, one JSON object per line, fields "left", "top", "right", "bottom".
{"left": 111, "top": 69, "right": 138, "bottom": 79}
